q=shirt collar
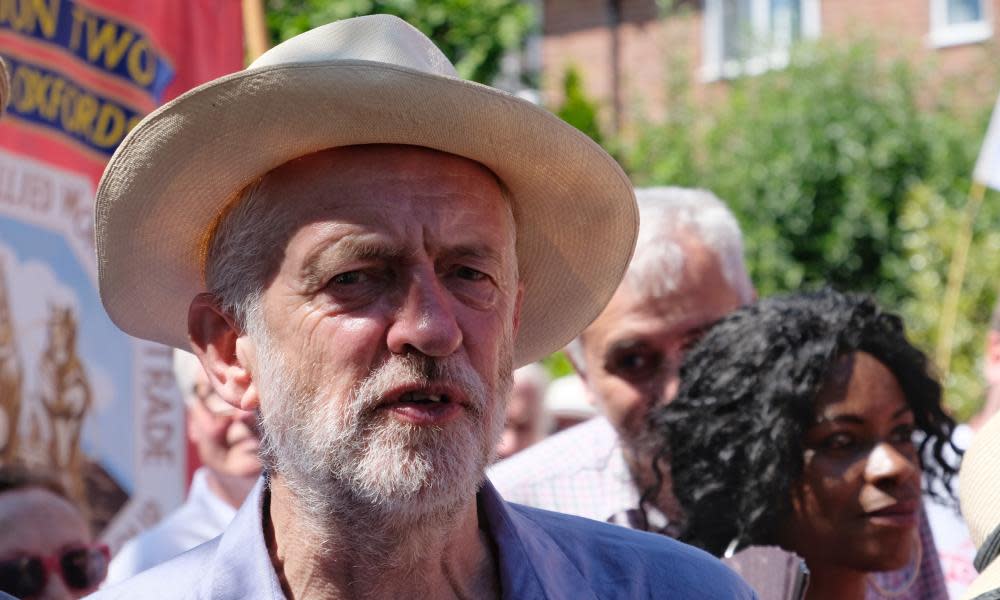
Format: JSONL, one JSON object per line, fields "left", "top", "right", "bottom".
{"left": 188, "top": 467, "right": 239, "bottom": 530}
{"left": 196, "top": 476, "right": 283, "bottom": 600}
{"left": 478, "top": 480, "right": 601, "bottom": 600}
{"left": 199, "top": 476, "right": 602, "bottom": 600}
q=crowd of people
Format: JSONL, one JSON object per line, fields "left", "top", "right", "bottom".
{"left": 1, "top": 13, "right": 999, "bottom": 600}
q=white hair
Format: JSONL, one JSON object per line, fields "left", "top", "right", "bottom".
{"left": 566, "top": 187, "right": 753, "bottom": 372}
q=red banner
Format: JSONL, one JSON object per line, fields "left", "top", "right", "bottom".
{"left": 0, "top": 0, "right": 244, "bottom": 549}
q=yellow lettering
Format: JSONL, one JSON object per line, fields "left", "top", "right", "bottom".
{"left": 125, "top": 114, "right": 141, "bottom": 135}
{"left": 29, "top": 0, "right": 58, "bottom": 38}
{"left": 68, "top": 5, "right": 85, "bottom": 51}
{"left": 0, "top": 0, "right": 59, "bottom": 38}
{"left": 7, "top": 62, "right": 139, "bottom": 152}
{"left": 85, "top": 15, "right": 134, "bottom": 69}
{"left": 39, "top": 76, "right": 63, "bottom": 120}
{"left": 126, "top": 38, "right": 155, "bottom": 87}
{"left": 91, "top": 103, "right": 124, "bottom": 148}
{"left": 65, "top": 91, "right": 97, "bottom": 135}
{"left": 9, "top": 65, "right": 31, "bottom": 112}
{"left": 0, "top": 0, "right": 13, "bottom": 29}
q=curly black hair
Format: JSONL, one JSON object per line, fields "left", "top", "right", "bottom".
{"left": 648, "top": 288, "right": 960, "bottom": 556}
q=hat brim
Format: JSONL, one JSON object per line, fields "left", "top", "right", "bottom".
{"left": 965, "top": 562, "right": 1000, "bottom": 600}
{"left": 96, "top": 60, "right": 638, "bottom": 366}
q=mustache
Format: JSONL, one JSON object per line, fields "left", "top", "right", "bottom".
{"left": 351, "top": 353, "right": 489, "bottom": 418}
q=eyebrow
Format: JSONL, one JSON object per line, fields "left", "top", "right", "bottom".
{"left": 300, "top": 237, "right": 405, "bottom": 289}
{"left": 818, "top": 405, "right": 914, "bottom": 426}
{"left": 606, "top": 338, "right": 650, "bottom": 356}
{"left": 439, "top": 244, "right": 505, "bottom": 268}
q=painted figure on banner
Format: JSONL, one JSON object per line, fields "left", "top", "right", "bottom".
{"left": 0, "top": 259, "right": 22, "bottom": 462}
{"left": 0, "top": 0, "right": 245, "bottom": 546}
{"left": 39, "top": 305, "right": 91, "bottom": 499}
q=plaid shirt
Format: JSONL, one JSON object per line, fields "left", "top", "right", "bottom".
{"left": 489, "top": 417, "right": 950, "bottom": 599}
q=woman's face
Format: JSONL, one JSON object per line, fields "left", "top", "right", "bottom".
{"left": 776, "top": 351, "right": 922, "bottom": 573}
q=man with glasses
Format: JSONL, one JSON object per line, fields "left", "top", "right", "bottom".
{"left": 106, "top": 350, "right": 261, "bottom": 583}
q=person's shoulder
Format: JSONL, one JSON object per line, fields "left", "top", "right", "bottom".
{"left": 104, "top": 500, "right": 208, "bottom": 584}
{"left": 488, "top": 417, "right": 616, "bottom": 485}
{"left": 510, "top": 503, "right": 756, "bottom": 598}
{"left": 88, "top": 538, "right": 220, "bottom": 599}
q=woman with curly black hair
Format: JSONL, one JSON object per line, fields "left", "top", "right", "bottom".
{"left": 649, "top": 288, "right": 960, "bottom": 600}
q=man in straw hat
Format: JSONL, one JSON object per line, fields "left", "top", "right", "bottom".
{"left": 91, "top": 15, "right": 753, "bottom": 599}
{"left": 958, "top": 410, "right": 1000, "bottom": 600}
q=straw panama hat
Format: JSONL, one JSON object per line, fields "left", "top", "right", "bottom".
{"left": 960, "top": 411, "right": 1000, "bottom": 599}
{"left": 95, "top": 15, "right": 638, "bottom": 366}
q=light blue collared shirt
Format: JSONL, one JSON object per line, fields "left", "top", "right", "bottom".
{"left": 91, "top": 476, "right": 755, "bottom": 599}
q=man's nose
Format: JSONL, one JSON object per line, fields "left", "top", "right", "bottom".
{"left": 386, "top": 272, "right": 462, "bottom": 357}
{"left": 650, "top": 355, "right": 682, "bottom": 406}
{"left": 864, "top": 442, "right": 919, "bottom": 485}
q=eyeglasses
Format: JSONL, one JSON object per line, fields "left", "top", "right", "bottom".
{"left": 0, "top": 544, "right": 110, "bottom": 598}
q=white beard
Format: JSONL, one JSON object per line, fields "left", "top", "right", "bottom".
{"left": 254, "top": 327, "right": 512, "bottom": 539}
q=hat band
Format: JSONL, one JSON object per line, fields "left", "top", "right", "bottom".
{"left": 975, "top": 522, "right": 1000, "bottom": 573}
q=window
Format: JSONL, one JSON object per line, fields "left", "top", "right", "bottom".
{"left": 704, "top": 0, "right": 821, "bottom": 81}
{"left": 930, "top": 0, "right": 992, "bottom": 47}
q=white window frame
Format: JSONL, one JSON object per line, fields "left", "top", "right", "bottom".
{"left": 702, "top": 0, "right": 821, "bottom": 81}
{"left": 929, "top": 0, "right": 992, "bottom": 48}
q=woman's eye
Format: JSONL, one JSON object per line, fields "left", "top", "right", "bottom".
{"left": 821, "top": 432, "right": 857, "bottom": 451}
{"left": 890, "top": 424, "right": 916, "bottom": 444}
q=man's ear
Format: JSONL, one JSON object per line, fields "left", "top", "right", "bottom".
{"left": 188, "top": 293, "right": 260, "bottom": 412}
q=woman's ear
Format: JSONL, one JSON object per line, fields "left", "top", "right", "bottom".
{"left": 187, "top": 293, "right": 260, "bottom": 411}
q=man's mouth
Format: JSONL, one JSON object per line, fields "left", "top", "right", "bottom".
{"left": 380, "top": 385, "right": 467, "bottom": 425}
{"left": 398, "top": 391, "right": 450, "bottom": 404}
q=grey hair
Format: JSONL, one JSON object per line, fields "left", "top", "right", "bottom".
{"left": 204, "top": 178, "right": 278, "bottom": 332}
{"left": 566, "top": 187, "right": 753, "bottom": 373}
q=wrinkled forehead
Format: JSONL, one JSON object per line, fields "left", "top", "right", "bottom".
{"left": 263, "top": 145, "right": 512, "bottom": 220}
{"left": 233, "top": 145, "right": 518, "bottom": 258}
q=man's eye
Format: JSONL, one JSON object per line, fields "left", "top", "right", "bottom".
{"left": 680, "top": 326, "right": 711, "bottom": 352}
{"left": 330, "top": 271, "right": 366, "bottom": 286}
{"left": 607, "top": 350, "right": 662, "bottom": 380}
{"left": 455, "top": 266, "right": 487, "bottom": 281}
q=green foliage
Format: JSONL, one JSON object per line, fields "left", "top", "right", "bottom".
{"left": 895, "top": 184, "right": 1000, "bottom": 420}
{"left": 541, "top": 351, "right": 576, "bottom": 379}
{"left": 624, "top": 40, "right": 1000, "bottom": 418}
{"left": 555, "top": 66, "right": 605, "bottom": 145}
{"left": 265, "top": 0, "right": 534, "bottom": 84}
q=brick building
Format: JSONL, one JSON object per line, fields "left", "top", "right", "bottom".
{"left": 541, "top": 0, "right": 1000, "bottom": 132}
